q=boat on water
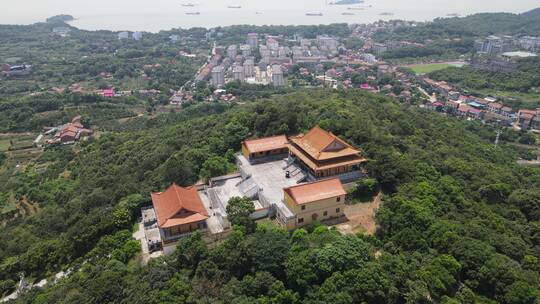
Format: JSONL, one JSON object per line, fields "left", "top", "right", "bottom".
{"left": 342, "top": 12, "right": 355, "bottom": 15}
{"left": 329, "top": 0, "right": 363, "bottom": 4}
{"left": 306, "top": 12, "right": 323, "bottom": 16}
{"left": 227, "top": 5, "right": 241, "bottom": 9}
{"left": 255, "top": 11, "right": 263, "bottom": 15}
{"left": 347, "top": 6, "right": 369, "bottom": 10}
{"left": 185, "top": 12, "right": 200, "bottom": 15}
{"left": 380, "top": 12, "right": 394, "bottom": 16}
{"left": 181, "top": 3, "right": 195, "bottom": 7}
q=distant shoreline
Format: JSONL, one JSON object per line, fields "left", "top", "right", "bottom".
{"left": 1, "top": 4, "right": 538, "bottom": 33}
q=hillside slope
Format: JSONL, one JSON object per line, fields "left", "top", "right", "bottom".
{"left": 1, "top": 89, "right": 539, "bottom": 303}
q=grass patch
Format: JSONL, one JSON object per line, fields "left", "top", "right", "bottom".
{"left": 408, "top": 63, "right": 454, "bottom": 74}
{"left": 0, "top": 139, "right": 11, "bottom": 152}
{"left": 1, "top": 202, "right": 17, "bottom": 215}
{"left": 132, "top": 222, "right": 140, "bottom": 233}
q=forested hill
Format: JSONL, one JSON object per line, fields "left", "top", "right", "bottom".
{"left": 375, "top": 7, "right": 540, "bottom": 42}
{"left": 1, "top": 89, "right": 539, "bottom": 303}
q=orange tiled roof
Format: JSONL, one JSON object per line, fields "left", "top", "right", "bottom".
{"left": 151, "top": 183, "right": 208, "bottom": 228}
{"left": 289, "top": 126, "right": 361, "bottom": 161}
{"left": 242, "top": 135, "right": 288, "bottom": 154}
{"left": 284, "top": 178, "right": 346, "bottom": 205}
{"left": 287, "top": 143, "right": 366, "bottom": 171}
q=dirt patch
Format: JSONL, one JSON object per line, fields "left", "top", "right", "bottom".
{"left": 334, "top": 192, "right": 382, "bottom": 235}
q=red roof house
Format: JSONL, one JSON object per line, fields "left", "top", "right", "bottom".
{"left": 102, "top": 89, "right": 115, "bottom": 97}
{"left": 151, "top": 184, "right": 208, "bottom": 242}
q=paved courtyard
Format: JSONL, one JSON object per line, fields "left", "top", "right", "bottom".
{"left": 237, "top": 155, "right": 303, "bottom": 204}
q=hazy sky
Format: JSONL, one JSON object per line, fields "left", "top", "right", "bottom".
{"left": 1, "top": 0, "right": 539, "bottom": 32}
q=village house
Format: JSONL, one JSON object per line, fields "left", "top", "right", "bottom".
{"left": 517, "top": 110, "right": 537, "bottom": 130}
{"left": 102, "top": 89, "right": 115, "bottom": 97}
{"left": 47, "top": 115, "right": 93, "bottom": 144}
{"left": 426, "top": 101, "right": 444, "bottom": 111}
{"left": 488, "top": 102, "right": 504, "bottom": 114}
{"left": 445, "top": 100, "right": 460, "bottom": 113}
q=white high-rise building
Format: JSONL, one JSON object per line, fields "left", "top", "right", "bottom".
{"left": 118, "top": 31, "right": 129, "bottom": 40}
{"left": 240, "top": 44, "right": 251, "bottom": 57}
{"left": 243, "top": 59, "right": 255, "bottom": 77}
{"left": 271, "top": 65, "right": 284, "bottom": 87}
{"left": 247, "top": 33, "right": 259, "bottom": 50}
{"left": 317, "top": 35, "right": 339, "bottom": 52}
{"left": 227, "top": 45, "right": 238, "bottom": 59}
{"left": 132, "top": 31, "right": 143, "bottom": 40}
{"left": 233, "top": 65, "right": 245, "bottom": 82}
{"left": 211, "top": 66, "right": 225, "bottom": 87}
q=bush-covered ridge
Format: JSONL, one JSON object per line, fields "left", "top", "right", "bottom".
{"left": 0, "top": 89, "right": 539, "bottom": 302}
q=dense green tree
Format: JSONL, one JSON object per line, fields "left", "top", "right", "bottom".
{"left": 226, "top": 197, "right": 256, "bottom": 232}
{"left": 200, "top": 156, "right": 231, "bottom": 181}
{"left": 509, "top": 189, "right": 540, "bottom": 221}
{"left": 176, "top": 232, "right": 208, "bottom": 273}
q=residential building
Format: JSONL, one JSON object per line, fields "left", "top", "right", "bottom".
{"left": 501, "top": 106, "right": 515, "bottom": 119}
{"left": 488, "top": 102, "right": 504, "bottom": 114}
{"left": 519, "top": 36, "right": 540, "bottom": 51}
{"left": 267, "top": 37, "right": 279, "bottom": 51}
{"left": 132, "top": 31, "right": 143, "bottom": 40}
{"left": 474, "top": 35, "right": 513, "bottom": 55}
{"left": 102, "top": 89, "right": 115, "bottom": 97}
{"left": 151, "top": 184, "right": 209, "bottom": 245}
{"left": 317, "top": 35, "right": 339, "bottom": 53}
{"left": 243, "top": 59, "right": 255, "bottom": 77}
{"left": 232, "top": 65, "right": 245, "bottom": 82}
{"left": 277, "top": 178, "right": 347, "bottom": 230}
{"left": 118, "top": 31, "right": 129, "bottom": 39}
{"left": 52, "top": 27, "right": 71, "bottom": 37}
{"left": 240, "top": 44, "right": 251, "bottom": 57}
{"left": 361, "top": 53, "right": 377, "bottom": 64}
{"left": 517, "top": 109, "right": 540, "bottom": 130}
{"left": 247, "top": 33, "right": 259, "bottom": 49}
{"left": 271, "top": 65, "right": 285, "bottom": 87}
{"left": 52, "top": 115, "right": 93, "bottom": 144}
{"left": 211, "top": 65, "right": 225, "bottom": 87}
{"left": 1, "top": 64, "right": 32, "bottom": 77}
{"left": 372, "top": 43, "right": 388, "bottom": 56}
{"left": 227, "top": 45, "right": 238, "bottom": 59}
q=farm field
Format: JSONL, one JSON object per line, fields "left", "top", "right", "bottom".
{"left": 0, "top": 139, "right": 10, "bottom": 152}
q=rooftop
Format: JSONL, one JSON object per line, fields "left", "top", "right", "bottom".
{"left": 502, "top": 51, "right": 538, "bottom": 58}
{"left": 237, "top": 155, "right": 301, "bottom": 204}
{"left": 242, "top": 135, "right": 288, "bottom": 154}
{"left": 284, "top": 178, "right": 346, "bottom": 205}
{"left": 151, "top": 184, "right": 208, "bottom": 228}
{"left": 289, "top": 126, "right": 362, "bottom": 161}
